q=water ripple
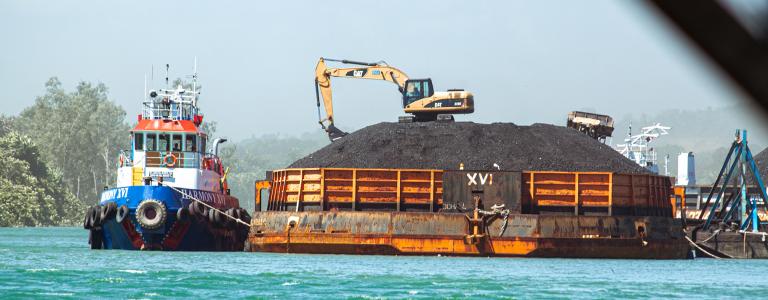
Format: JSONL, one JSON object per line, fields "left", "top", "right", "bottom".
{"left": 0, "top": 227, "right": 766, "bottom": 299}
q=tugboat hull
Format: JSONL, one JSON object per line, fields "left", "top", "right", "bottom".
{"left": 92, "top": 186, "right": 247, "bottom": 251}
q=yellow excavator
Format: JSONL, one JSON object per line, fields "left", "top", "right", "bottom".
{"left": 315, "top": 58, "right": 475, "bottom": 141}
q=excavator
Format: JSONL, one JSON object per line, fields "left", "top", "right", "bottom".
{"left": 315, "top": 58, "right": 475, "bottom": 141}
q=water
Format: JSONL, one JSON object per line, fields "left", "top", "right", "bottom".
{"left": 0, "top": 227, "right": 766, "bottom": 299}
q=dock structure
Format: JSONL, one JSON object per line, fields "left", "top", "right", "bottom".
{"left": 676, "top": 130, "right": 768, "bottom": 258}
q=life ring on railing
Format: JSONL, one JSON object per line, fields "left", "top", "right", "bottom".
{"left": 163, "top": 153, "right": 177, "bottom": 167}
{"left": 119, "top": 155, "right": 124, "bottom": 167}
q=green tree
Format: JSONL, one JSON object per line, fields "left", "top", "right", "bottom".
{"left": 15, "top": 77, "right": 130, "bottom": 204}
{"left": 0, "top": 130, "right": 85, "bottom": 226}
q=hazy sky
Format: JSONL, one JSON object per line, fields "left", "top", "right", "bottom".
{"left": 0, "top": 1, "right": 757, "bottom": 141}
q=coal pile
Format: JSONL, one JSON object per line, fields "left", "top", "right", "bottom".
{"left": 289, "top": 122, "right": 650, "bottom": 174}
{"left": 752, "top": 147, "right": 768, "bottom": 183}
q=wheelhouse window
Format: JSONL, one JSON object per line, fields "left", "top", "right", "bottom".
{"left": 185, "top": 135, "right": 197, "bottom": 152}
{"left": 158, "top": 134, "right": 171, "bottom": 152}
{"left": 146, "top": 133, "right": 157, "bottom": 151}
{"left": 172, "top": 134, "right": 182, "bottom": 152}
{"left": 134, "top": 133, "right": 144, "bottom": 150}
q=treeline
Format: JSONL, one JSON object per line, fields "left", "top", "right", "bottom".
{"left": 223, "top": 133, "right": 328, "bottom": 211}
{"left": 0, "top": 77, "right": 129, "bottom": 226}
{"left": 0, "top": 119, "right": 85, "bottom": 226}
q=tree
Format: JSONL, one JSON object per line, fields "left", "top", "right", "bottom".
{"left": 0, "top": 130, "right": 85, "bottom": 226}
{"left": 14, "top": 77, "right": 130, "bottom": 204}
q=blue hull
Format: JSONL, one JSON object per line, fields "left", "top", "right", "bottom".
{"left": 94, "top": 186, "right": 246, "bottom": 251}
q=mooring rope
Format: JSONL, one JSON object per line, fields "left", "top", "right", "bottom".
{"left": 697, "top": 229, "right": 721, "bottom": 244}
{"left": 167, "top": 185, "right": 250, "bottom": 227}
{"left": 478, "top": 204, "right": 511, "bottom": 237}
{"left": 683, "top": 235, "right": 723, "bottom": 259}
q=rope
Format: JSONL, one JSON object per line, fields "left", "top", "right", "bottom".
{"left": 697, "top": 229, "right": 721, "bottom": 244}
{"left": 684, "top": 235, "right": 723, "bottom": 259}
{"left": 499, "top": 212, "right": 509, "bottom": 237}
{"left": 167, "top": 185, "right": 250, "bottom": 227}
{"left": 478, "top": 204, "right": 510, "bottom": 237}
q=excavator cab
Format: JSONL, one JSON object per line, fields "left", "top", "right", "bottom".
{"left": 402, "top": 79, "right": 434, "bottom": 107}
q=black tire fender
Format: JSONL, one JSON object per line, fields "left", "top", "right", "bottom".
{"left": 115, "top": 205, "right": 130, "bottom": 223}
{"left": 100, "top": 202, "right": 117, "bottom": 221}
{"left": 136, "top": 200, "right": 167, "bottom": 230}
{"left": 89, "top": 205, "right": 102, "bottom": 228}
{"left": 177, "top": 206, "right": 190, "bottom": 222}
{"left": 208, "top": 208, "right": 219, "bottom": 225}
{"left": 224, "top": 208, "right": 236, "bottom": 227}
{"left": 83, "top": 207, "right": 93, "bottom": 230}
{"left": 193, "top": 201, "right": 208, "bottom": 217}
{"left": 239, "top": 208, "right": 251, "bottom": 224}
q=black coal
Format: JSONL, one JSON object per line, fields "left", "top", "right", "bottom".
{"left": 289, "top": 122, "right": 650, "bottom": 173}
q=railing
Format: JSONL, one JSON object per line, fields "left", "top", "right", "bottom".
{"left": 143, "top": 151, "right": 201, "bottom": 168}
{"left": 121, "top": 150, "right": 226, "bottom": 174}
{"left": 142, "top": 102, "right": 197, "bottom": 121}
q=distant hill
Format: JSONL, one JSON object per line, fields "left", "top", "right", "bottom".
{"left": 609, "top": 105, "right": 768, "bottom": 184}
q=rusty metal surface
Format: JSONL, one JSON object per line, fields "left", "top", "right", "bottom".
{"left": 442, "top": 171, "right": 521, "bottom": 213}
{"left": 248, "top": 211, "right": 689, "bottom": 258}
{"left": 262, "top": 168, "right": 674, "bottom": 218}
{"left": 693, "top": 230, "right": 768, "bottom": 259}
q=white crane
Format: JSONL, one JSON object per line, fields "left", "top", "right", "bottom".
{"left": 615, "top": 123, "right": 670, "bottom": 174}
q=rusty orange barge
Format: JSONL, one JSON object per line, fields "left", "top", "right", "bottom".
{"left": 247, "top": 168, "right": 689, "bottom": 258}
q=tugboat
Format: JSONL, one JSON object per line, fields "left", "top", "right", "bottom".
{"left": 83, "top": 69, "right": 249, "bottom": 251}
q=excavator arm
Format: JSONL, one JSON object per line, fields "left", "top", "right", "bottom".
{"left": 315, "top": 58, "right": 410, "bottom": 141}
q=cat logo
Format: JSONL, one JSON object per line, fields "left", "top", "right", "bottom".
{"left": 467, "top": 173, "right": 493, "bottom": 185}
{"left": 353, "top": 70, "right": 364, "bottom": 77}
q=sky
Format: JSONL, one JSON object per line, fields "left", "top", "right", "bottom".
{"left": 0, "top": 0, "right": 760, "bottom": 141}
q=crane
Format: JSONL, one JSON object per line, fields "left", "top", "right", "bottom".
{"left": 315, "top": 57, "right": 475, "bottom": 141}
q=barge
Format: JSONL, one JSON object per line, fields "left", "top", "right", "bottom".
{"left": 247, "top": 168, "right": 689, "bottom": 258}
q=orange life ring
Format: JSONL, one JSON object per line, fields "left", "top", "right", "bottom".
{"left": 119, "top": 155, "right": 124, "bottom": 167}
{"left": 163, "top": 153, "right": 177, "bottom": 167}
{"left": 203, "top": 159, "right": 210, "bottom": 170}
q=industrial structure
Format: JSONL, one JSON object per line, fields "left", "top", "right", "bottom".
{"left": 615, "top": 123, "right": 670, "bottom": 174}
{"left": 677, "top": 130, "right": 768, "bottom": 258}
{"left": 566, "top": 111, "right": 614, "bottom": 143}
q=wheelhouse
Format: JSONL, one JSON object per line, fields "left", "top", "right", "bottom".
{"left": 131, "top": 130, "right": 206, "bottom": 169}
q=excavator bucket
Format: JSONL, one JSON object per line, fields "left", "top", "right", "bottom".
{"left": 326, "top": 124, "right": 348, "bottom": 142}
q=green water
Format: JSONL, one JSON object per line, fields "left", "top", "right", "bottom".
{"left": 0, "top": 227, "right": 766, "bottom": 299}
